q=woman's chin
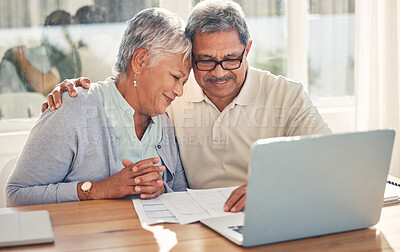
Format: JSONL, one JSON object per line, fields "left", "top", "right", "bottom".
{"left": 153, "top": 106, "right": 168, "bottom": 116}
{"left": 159, "top": 107, "right": 168, "bottom": 115}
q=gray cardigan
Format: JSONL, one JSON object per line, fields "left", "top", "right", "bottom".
{"left": 6, "top": 87, "right": 188, "bottom": 206}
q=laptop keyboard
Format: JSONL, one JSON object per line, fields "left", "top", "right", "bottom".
{"left": 228, "top": 225, "right": 244, "bottom": 234}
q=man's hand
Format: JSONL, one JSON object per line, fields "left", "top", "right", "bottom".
{"left": 122, "top": 158, "right": 166, "bottom": 199}
{"left": 224, "top": 183, "right": 247, "bottom": 213}
{"left": 42, "top": 77, "right": 91, "bottom": 112}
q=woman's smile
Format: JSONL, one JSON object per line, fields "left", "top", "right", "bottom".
{"left": 163, "top": 93, "right": 174, "bottom": 104}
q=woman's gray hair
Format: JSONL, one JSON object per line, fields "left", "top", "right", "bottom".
{"left": 113, "top": 8, "right": 192, "bottom": 77}
{"left": 185, "top": 0, "right": 250, "bottom": 46}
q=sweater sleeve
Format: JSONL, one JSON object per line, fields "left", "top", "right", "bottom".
{"left": 6, "top": 92, "right": 87, "bottom": 206}
{"left": 159, "top": 113, "right": 188, "bottom": 192}
{"left": 168, "top": 139, "right": 188, "bottom": 192}
{"left": 164, "top": 149, "right": 187, "bottom": 193}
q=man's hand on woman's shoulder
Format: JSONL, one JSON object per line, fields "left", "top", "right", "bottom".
{"left": 42, "top": 77, "right": 91, "bottom": 112}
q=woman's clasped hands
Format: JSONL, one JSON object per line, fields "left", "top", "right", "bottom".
{"left": 84, "top": 157, "right": 166, "bottom": 200}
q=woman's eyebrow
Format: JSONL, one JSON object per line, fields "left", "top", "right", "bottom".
{"left": 172, "top": 70, "right": 186, "bottom": 77}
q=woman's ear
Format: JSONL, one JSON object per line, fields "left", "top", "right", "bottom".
{"left": 130, "top": 48, "right": 149, "bottom": 74}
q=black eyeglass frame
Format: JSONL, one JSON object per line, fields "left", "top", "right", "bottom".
{"left": 192, "top": 47, "right": 247, "bottom": 71}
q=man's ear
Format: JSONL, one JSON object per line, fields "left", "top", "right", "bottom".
{"left": 130, "top": 48, "right": 149, "bottom": 74}
{"left": 245, "top": 40, "right": 253, "bottom": 56}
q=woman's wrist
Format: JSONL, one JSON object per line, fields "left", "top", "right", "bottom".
{"left": 77, "top": 181, "right": 102, "bottom": 200}
{"left": 77, "top": 182, "right": 88, "bottom": 200}
{"left": 89, "top": 181, "right": 103, "bottom": 200}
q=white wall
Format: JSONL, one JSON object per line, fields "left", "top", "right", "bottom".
{"left": 0, "top": 119, "right": 35, "bottom": 174}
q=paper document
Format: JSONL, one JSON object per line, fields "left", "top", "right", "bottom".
{"left": 132, "top": 198, "right": 178, "bottom": 225}
{"left": 384, "top": 182, "right": 400, "bottom": 204}
{"left": 159, "top": 192, "right": 212, "bottom": 224}
{"left": 132, "top": 186, "right": 239, "bottom": 225}
{"left": 187, "top": 187, "right": 237, "bottom": 217}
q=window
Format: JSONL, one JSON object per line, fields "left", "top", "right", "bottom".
{"left": 1, "top": 0, "right": 355, "bottom": 132}
{"left": 0, "top": 0, "right": 159, "bottom": 120}
{"left": 231, "top": 0, "right": 355, "bottom": 100}
{"left": 237, "top": 0, "right": 287, "bottom": 78}
{"left": 308, "top": 0, "right": 355, "bottom": 98}
{"left": 306, "top": 0, "right": 355, "bottom": 133}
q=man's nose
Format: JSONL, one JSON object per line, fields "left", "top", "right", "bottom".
{"left": 210, "top": 63, "right": 228, "bottom": 77}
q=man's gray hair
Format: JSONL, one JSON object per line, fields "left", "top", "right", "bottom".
{"left": 185, "top": 0, "right": 250, "bottom": 46}
{"left": 114, "top": 8, "right": 191, "bottom": 77}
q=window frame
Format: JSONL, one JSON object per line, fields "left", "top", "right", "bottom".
{"left": 286, "top": 0, "right": 355, "bottom": 133}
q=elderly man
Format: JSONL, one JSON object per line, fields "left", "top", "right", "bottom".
{"left": 44, "top": 0, "right": 331, "bottom": 212}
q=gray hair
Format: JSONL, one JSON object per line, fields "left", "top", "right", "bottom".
{"left": 113, "top": 8, "right": 192, "bottom": 77}
{"left": 185, "top": 0, "right": 250, "bottom": 46}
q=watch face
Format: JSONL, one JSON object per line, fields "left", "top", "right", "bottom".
{"left": 82, "top": 181, "right": 92, "bottom": 191}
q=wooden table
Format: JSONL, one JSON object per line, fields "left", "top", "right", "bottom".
{"left": 1, "top": 199, "right": 400, "bottom": 252}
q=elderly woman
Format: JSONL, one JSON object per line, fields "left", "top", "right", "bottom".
{"left": 6, "top": 8, "right": 191, "bottom": 207}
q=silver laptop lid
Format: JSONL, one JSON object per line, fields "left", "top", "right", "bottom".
{"left": 243, "top": 130, "right": 395, "bottom": 247}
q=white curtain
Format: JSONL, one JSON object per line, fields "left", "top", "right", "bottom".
{"left": 355, "top": 0, "right": 400, "bottom": 177}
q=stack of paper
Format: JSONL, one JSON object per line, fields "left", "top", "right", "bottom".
{"left": 384, "top": 182, "right": 400, "bottom": 204}
{"left": 132, "top": 186, "right": 238, "bottom": 225}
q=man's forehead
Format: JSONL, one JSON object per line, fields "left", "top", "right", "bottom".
{"left": 193, "top": 29, "right": 240, "bottom": 43}
{"left": 193, "top": 48, "right": 242, "bottom": 59}
{"left": 192, "top": 30, "right": 244, "bottom": 56}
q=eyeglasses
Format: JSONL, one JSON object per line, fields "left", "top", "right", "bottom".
{"left": 193, "top": 47, "right": 246, "bottom": 71}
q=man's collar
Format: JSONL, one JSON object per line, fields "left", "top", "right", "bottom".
{"left": 234, "top": 66, "right": 260, "bottom": 106}
{"left": 184, "top": 72, "right": 206, "bottom": 102}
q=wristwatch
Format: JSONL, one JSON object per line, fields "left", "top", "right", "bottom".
{"left": 81, "top": 181, "right": 93, "bottom": 196}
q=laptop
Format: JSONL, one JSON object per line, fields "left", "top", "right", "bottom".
{"left": 200, "top": 130, "right": 395, "bottom": 247}
{"left": 0, "top": 209, "right": 55, "bottom": 248}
